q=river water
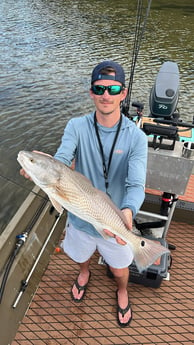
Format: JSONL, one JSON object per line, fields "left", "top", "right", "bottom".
{"left": 0, "top": 0, "right": 194, "bottom": 233}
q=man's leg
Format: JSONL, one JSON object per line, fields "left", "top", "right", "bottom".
{"left": 62, "top": 224, "right": 96, "bottom": 301}
{"left": 109, "top": 266, "right": 132, "bottom": 325}
{"left": 71, "top": 259, "right": 91, "bottom": 300}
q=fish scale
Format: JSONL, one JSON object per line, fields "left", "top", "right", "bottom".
{"left": 17, "top": 150, "right": 170, "bottom": 272}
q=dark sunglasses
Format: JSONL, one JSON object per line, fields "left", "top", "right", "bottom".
{"left": 91, "top": 85, "right": 124, "bottom": 96}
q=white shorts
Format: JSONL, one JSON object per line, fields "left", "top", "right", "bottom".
{"left": 61, "top": 223, "right": 134, "bottom": 269}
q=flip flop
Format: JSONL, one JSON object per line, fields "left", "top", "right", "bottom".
{"left": 116, "top": 290, "right": 133, "bottom": 327}
{"left": 71, "top": 271, "right": 91, "bottom": 302}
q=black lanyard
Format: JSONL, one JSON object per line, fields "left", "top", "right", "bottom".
{"left": 94, "top": 112, "right": 122, "bottom": 191}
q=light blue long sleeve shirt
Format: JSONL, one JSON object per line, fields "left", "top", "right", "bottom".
{"left": 54, "top": 112, "right": 148, "bottom": 237}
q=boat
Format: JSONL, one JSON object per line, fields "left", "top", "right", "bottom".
{"left": 0, "top": 59, "right": 193, "bottom": 345}
{"left": 1, "top": 0, "right": 194, "bottom": 339}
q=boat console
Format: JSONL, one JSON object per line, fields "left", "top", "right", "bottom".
{"left": 132, "top": 61, "right": 194, "bottom": 241}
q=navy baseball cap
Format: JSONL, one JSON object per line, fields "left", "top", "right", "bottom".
{"left": 91, "top": 60, "right": 125, "bottom": 86}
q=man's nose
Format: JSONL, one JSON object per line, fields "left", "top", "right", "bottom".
{"left": 102, "top": 89, "right": 110, "bottom": 97}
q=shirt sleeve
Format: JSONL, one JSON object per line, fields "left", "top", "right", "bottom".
{"left": 54, "top": 119, "right": 77, "bottom": 166}
{"left": 121, "top": 129, "right": 148, "bottom": 217}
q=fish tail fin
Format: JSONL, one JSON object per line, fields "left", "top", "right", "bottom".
{"left": 133, "top": 237, "right": 170, "bottom": 273}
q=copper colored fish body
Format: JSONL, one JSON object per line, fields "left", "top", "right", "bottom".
{"left": 17, "top": 150, "right": 170, "bottom": 272}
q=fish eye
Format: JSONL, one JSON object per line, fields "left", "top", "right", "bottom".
{"left": 30, "top": 158, "right": 34, "bottom": 163}
{"left": 141, "top": 240, "right": 145, "bottom": 247}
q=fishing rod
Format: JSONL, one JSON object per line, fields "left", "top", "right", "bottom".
{"left": 153, "top": 118, "right": 194, "bottom": 129}
{"left": 122, "top": 0, "right": 152, "bottom": 117}
{"left": 12, "top": 209, "right": 64, "bottom": 308}
{"left": 0, "top": 164, "right": 50, "bottom": 303}
{"left": 0, "top": 196, "right": 49, "bottom": 304}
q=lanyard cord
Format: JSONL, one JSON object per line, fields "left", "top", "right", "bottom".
{"left": 94, "top": 112, "right": 122, "bottom": 191}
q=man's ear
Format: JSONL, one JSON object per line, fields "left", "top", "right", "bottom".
{"left": 120, "top": 88, "right": 128, "bottom": 101}
{"left": 89, "top": 88, "right": 94, "bottom": 99}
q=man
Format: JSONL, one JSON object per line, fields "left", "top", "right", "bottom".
{"left": 54, "top": 60, "right": 148, "bottom": 327}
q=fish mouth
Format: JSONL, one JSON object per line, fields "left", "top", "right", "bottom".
{"left": 17, "top": 151, "right": 23, "bottom": 163}
{"left": 17, "top": 151, "right": 30, "bottom": 171}
{"left": 17, "top": 151, "right": 25, "bottom": 165}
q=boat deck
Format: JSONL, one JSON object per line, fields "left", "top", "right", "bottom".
{"left": 12, "top": 218, "right": 193, "bottom": 345}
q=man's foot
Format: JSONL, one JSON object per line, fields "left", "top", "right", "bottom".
{"left": 71, "top": 271, "right": 91, "bottom": 302}
{"left": 116, "top": 289, "right": 132, "bottom": 327}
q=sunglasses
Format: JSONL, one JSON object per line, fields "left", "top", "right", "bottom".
{"left": 91, "top": 85, "right": 124, "bottom": 96}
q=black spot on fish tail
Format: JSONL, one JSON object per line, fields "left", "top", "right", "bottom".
{"left": 133, "top": 237, "right": 170, "bottom": 273}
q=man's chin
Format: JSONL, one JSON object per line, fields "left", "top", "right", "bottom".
{"left": 99, "top": 107, "right": 114, "bottom": 115}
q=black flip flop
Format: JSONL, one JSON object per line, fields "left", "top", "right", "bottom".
{"left": 116, "top": 290, "right": 133, "bottom": 327}
{"left": 71, "top": 271, "right": 91, "bottom": 302}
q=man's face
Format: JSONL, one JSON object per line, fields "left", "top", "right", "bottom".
{"left": 90, "top": 75, "right": 127, "bottom": 116}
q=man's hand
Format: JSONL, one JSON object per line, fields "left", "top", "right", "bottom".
{"left": 104, "top": 208, "right": 133, "bottom": 245}
{"left": 20, "top": 168, "right": 32, "bottom": 180}
{"left": 122, "top": 208, "right": 133, "bottom": 230}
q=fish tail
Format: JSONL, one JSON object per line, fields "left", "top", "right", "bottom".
{"left": 133, "top": 237, "right": 170, "bottom": 273}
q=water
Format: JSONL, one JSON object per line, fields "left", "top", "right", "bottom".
{"left": 0, "top": 0, "right": 194, "bottom": 233}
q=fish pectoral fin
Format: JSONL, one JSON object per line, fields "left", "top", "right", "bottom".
{"left": 94, "top": 226, "right": 110, "bottom": 240}
{"left": 49, "top": 197, "right": 64, "bottom": 214}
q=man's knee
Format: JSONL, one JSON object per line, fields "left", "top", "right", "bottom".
{"left": 109, "top": 266, "right": 129, "bottom": 279}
